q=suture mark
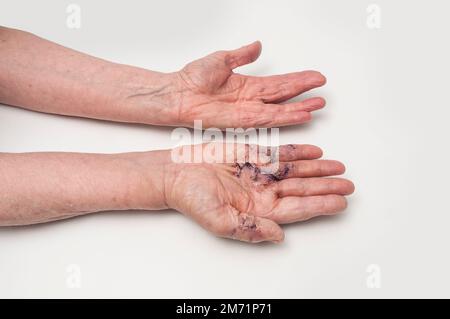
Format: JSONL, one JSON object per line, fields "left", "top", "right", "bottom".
{"left": 272, "top": 164, "right": 291, "bottom": 180}
{"left": 235, "top": 162, "right": 291, "bottom": 182}
{"left": 235, "top": 162, "right": 258, "bottom": 179}
{"left": 239, "top": 214, "right": 258, "bottom": 231}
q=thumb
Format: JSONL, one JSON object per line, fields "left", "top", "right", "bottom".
{"left": 226, "top": 212, "right": 284, "bottom": 244}
{"left": 225, "top": 41, "right": 262, "bottom": 70}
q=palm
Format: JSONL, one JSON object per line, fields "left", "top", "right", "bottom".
{"left": 174, "top": 42, "right": 327, "bottom": 128}
{"left": 166, "top": 144, "right": 354, "bottom": 243}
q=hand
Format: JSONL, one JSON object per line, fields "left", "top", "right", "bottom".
{"left": 129, "top": 42, "right": 327, "bottom": 128}
{"left": 169, "top": 42, "right": 326, "bottom": 128}
{"left": 163, "top": 143, "right": 354, "bottom": 243}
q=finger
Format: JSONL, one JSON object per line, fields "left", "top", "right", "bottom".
{"left": 259, "top": 160, "right": 346, "bottom": 179}
{"left": 274, "top": 160, "right": 346, "bottom": 179}
{"left": 176, "top": 143, "right": 323, "bottom": 165}
{"left": 262, "top": 97, "right": 325, "bottom": 113}
{"left": 217, "top": 143, "right": 322, "bottom": 166}
{"left": 271, "top": 195, "right": 348, "bottom": 224}
{"left": 237, "top": 106, "right": 313, "bottom": 128}
{"left": 276, "top": 177, "right": 355, "bottom": 197}
{"left": 226, "top": 213, "right": 285, "bottom": 243}
{"left": 278, "top": 144, "right": 323, "bottom": 161}
{"left": 234, "top": 98, "right": 324, "bottom": 128}
{"left": 206, "top": 101, "right": 314, "bottom": 128}
{"left": 225, "top": 41, "right": 262, "bottom": 69}
{"left": 281, "top": 97, "right": 326, "bottom": 112}
{"left": 242, "top": 70, "right": 326, "bottom": 103}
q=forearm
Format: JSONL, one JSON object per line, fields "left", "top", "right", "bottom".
{"left": 0, "top": 26, "right": 177, "bottom": 125}
{"left": 0, "top": 150, "right": 170, "bottom": 226}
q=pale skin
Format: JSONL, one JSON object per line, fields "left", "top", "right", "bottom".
{"left": 0, "top": 27, "right": 354, "bottom": 243}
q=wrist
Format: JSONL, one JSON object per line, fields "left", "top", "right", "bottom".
{"left": 114, "top": 65, "right": 181, "bottom": 125}
{"left": 123, "top": 149, "right": 177, "bottom": 211}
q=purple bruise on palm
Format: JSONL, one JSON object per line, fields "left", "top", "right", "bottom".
{"left": 234, "top": 162, "right": 291, "bottom": 182}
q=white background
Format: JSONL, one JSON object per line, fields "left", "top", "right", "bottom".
{"left": 0, "top": 0, "right": 449, "bottom": 298}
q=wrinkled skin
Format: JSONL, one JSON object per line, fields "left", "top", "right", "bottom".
{"left": 165, "top": 143, "right": 354, "bottom": 243}
{"left": 167, "top": 41, "right": 327, "bottom": 128}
